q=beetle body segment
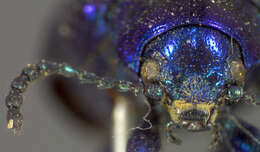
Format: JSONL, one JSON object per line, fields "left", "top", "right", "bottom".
{"left": 110, "top": 0, "right": 260, "bottom": 72}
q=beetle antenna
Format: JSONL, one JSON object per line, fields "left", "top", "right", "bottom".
{"left": 5, "top": 59, "right": 144, "bottom": 134}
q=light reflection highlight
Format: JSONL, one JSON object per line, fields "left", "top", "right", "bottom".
{"left": 83, "top": 4, "right": 95, "bottom": 14}
{"left": 83, "top": 4, "right": 96, "bottom": 19}
{"left": 205, "top": 35, "right": 222, "bottom": 57}
{"left": 163, "top": 40, "right": 178, "bottom": 58}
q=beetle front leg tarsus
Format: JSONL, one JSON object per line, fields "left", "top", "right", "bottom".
{"left": 166, "top": 121, "right": 182, "bottom": 145}
{"left": 208, "top": 125, "right": 223, "bottom": 151}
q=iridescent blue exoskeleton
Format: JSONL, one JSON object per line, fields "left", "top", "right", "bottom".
{"left": 5, "top": 0, "right": 260, "bottom": 152}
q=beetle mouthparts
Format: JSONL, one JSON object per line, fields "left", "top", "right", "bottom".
{"left": 180, "top": 109, "right": 208, "bottom": 122}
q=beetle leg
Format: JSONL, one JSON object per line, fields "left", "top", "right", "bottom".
{"left": 166, "top": 121, "right": 182, "bottom": 145}
{"left": 5, "top": 60, "right": 144, "bottom": 134}
{"left": 244, "top": 63, "right": 260, "bottom": 105}
{"left": 212, "top": 107, "right": 260, "bottom": 152}
{"left": 242, "top": 93, "right": 258, "bottom": 105}
{"left": 208, "top": 125, "right": 223, "bottom": 151}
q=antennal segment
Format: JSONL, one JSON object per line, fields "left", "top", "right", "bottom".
{"left": 5, "top": 60, "right": 144, "bottom": 134}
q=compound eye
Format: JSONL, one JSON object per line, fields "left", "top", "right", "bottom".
{"left": 227, "top": 85, "right": 243, "bottom": 102}
{"left": 230, "top": 61, "right": 246, "bottom": 85}
{"left": 145, "top": 84, "right": 163, "bottom": 100}
{"left": 140, "top": 59, "right": 160, "bottom": 83}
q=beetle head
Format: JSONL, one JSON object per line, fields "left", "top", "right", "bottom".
{"left": 140, "top": 26, "right": 246, "bottom": 129}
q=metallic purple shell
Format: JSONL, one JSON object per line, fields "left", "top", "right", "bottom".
{"left": 109, "top": 0, "right": 260, "bottom": 72}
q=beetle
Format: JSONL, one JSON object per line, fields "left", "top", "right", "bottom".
{"left": 4, "top": 0, "right": 260, "bottom": 152}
